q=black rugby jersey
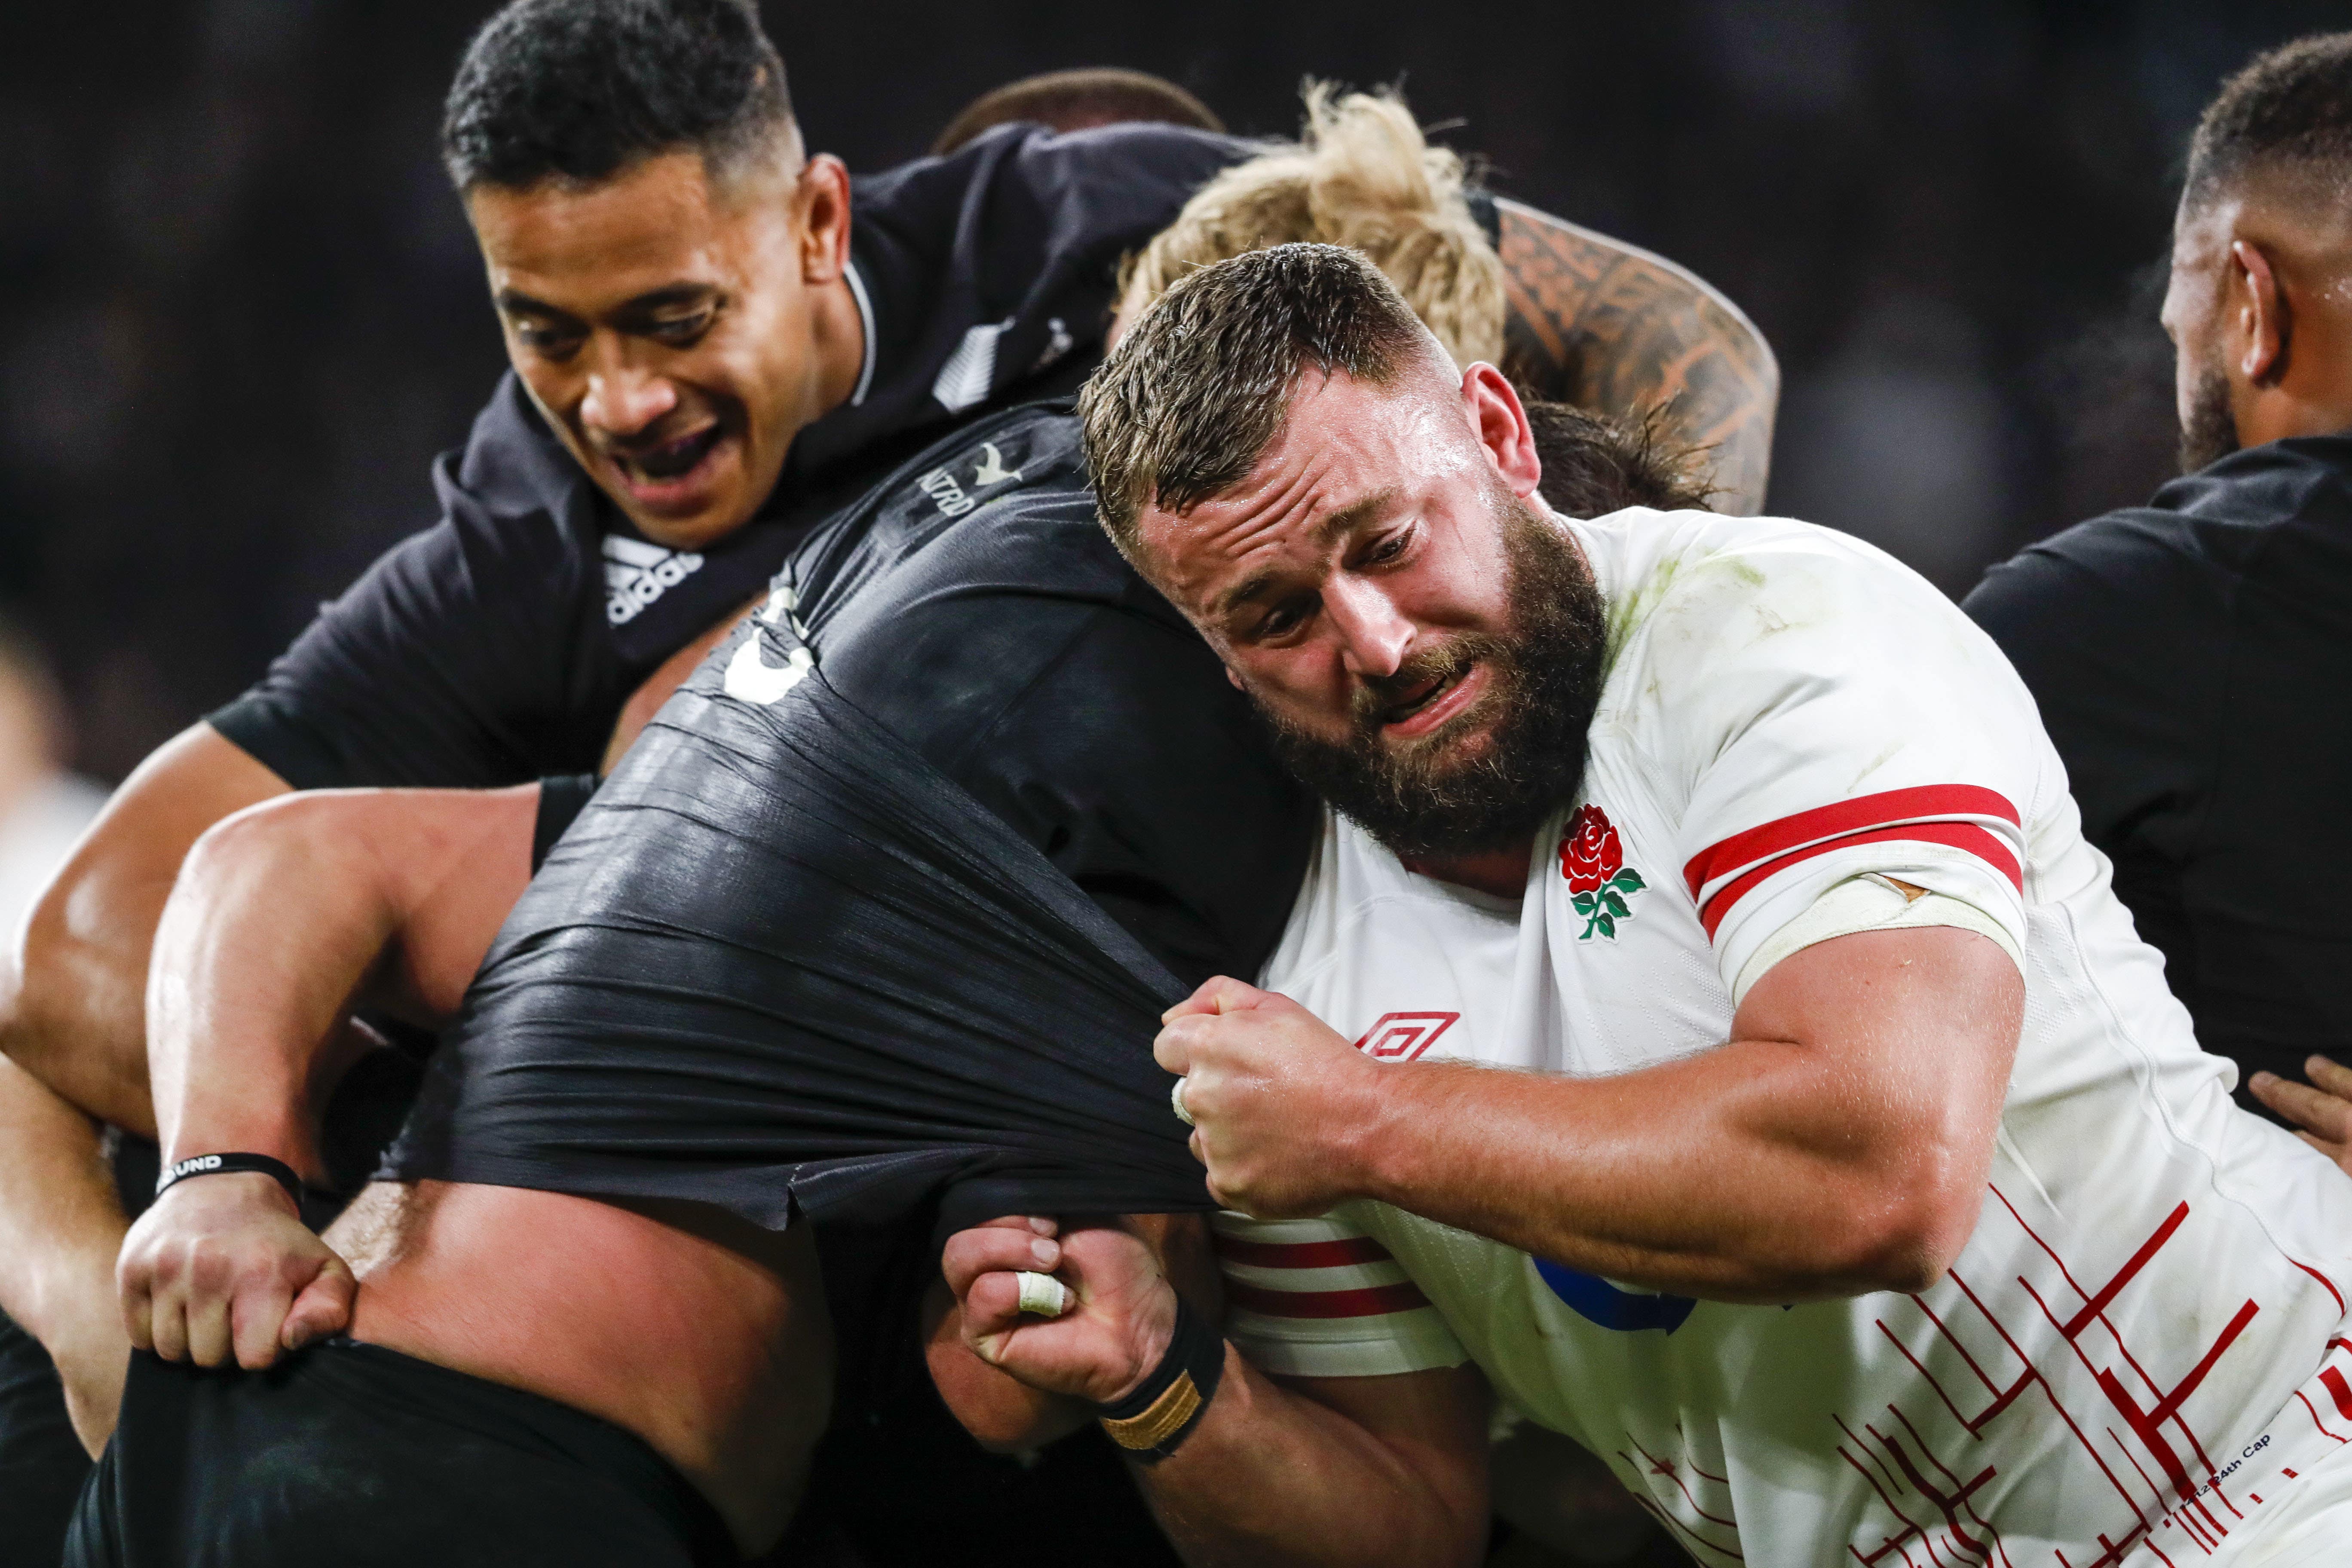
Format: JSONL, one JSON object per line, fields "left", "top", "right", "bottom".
{"left": 210, "top": 121, "right": 1250, "bottom": 791}
{"left": 1966, "top": 435, "right": 2352, "bottom": 1098}
{"left": 388, "top": 403, "right": 1316, "bottom": 1229}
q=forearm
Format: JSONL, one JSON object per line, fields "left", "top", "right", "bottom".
{"left": 1497, "top": 201, "right": 1778, "bottom": 515}
{"left": 1341, "top": 932, "right": 2018, "bottom": 1298}
{"left": 0, "top": 725, "right": 289, "bottom": 1133}
{"left": 149, "top": 786, "right": 534, "bottom": 1172}
{"left": 1137, "top": 1354, "right": 1488, "bottom": 1568}
{"left": 0, "top": 1056, "right": 126, "bottom": 1345}
{"left": 1352, "top": 1043, "right": 1947, "bottom": 1298}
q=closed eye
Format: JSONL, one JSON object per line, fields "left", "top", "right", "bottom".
{"left": 646, "top": 308, "right": 716, "bottom": 346}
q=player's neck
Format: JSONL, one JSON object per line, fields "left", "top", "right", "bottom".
{"left": 1401, "top": 837, "right": 1533, "bottom": 900}
{"left": 805, "top": 273, "right": 866, "bottom": 421}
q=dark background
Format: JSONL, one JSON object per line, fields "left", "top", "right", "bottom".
{"left": 2, "top": 0, "right": 2343, "bottom": 781}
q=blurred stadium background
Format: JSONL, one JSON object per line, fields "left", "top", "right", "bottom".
{"left": 1, "top": 0, "right": 2344, "bottom": 782}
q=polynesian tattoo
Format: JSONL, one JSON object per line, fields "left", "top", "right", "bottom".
{"left": 1496, "top": 200, "right": 1779, "bottom": 515}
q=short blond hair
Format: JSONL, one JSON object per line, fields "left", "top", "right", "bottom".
{"left": 1119, "top": 84, "right": 1506, "bottom": 371}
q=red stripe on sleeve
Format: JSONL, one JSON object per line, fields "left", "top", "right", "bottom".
{"left": 1696, "top": 822, "right": 2022, "bottom": 939}
{"left": 1681, "top": 785, "right": 2020, "bottom": 899}
{"left": 1224, "top": 1278, "right": 1432, "bottom": 1320}
{"left": 1213, "top": 1234, "right": 1394, "bottom": 1270}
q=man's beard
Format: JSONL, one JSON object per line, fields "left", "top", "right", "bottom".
{"left": 2178, "top": 368, "right": 2239, "bottom": 474}
{"left": 1256, "top": 490, "right": 1610, "bottom": 861}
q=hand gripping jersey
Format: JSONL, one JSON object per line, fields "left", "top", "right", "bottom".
{"left": 1218, "top": 509, "right": 2352, "bottom": 1567}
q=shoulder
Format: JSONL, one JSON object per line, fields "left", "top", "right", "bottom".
{"left": 809, "top": 407, "right": 1187, "bottom": 746}
{"left": 1580, "top": 508, "right": 2045, "bottom": 792}
{"left": 852, "top": 121, "right": 1251, "bottom": 226}
{"left": 1580, "top": 508, "right": 1965, "bottom": 685}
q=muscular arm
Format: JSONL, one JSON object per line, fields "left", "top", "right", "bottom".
{"left": 1497, "top": 200, "right": 1779, "bottom": 515}
{"left": 944, "top": 1219, "right": 1491, "bottom": 1568}
{"left": 146, "top": 785, "right": 535, "bottom": 1171}
{"left": 1, "top": 724, "right": 290, "bottom": 1133}
{"left": 0, "top": 725, "right": 287, "bottom": 1449}
{"left": 119, "top": 785, "right": 533, "bottom": 1370}
{"left": 1166, "top": 924, "right": 2022, "bottom": 1302}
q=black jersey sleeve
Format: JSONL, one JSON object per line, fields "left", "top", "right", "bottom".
{"left": 208, "top": 380, "right": 618, "bottom": 790}
{"left": 1963, "top": 513, "right": 2226, "bottom": 855}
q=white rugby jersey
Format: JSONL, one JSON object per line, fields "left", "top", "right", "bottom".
{"left": 1218, "top": 508, "right": 2352, "bottom": 1567}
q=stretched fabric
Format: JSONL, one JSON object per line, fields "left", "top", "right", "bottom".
{"left": 383, "top": 405, "right": 1265, "bottom": 1232}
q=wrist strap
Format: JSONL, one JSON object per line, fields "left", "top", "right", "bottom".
{"left": 155, "top": 1152, "right": 304, "bottom": 1210}
{"left": 1096, "top": 1294, "right": 1225, "bottom": 1464}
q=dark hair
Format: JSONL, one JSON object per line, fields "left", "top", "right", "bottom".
{"left": 932, "top": 68, "right": 1223, "bottom": 157}
{"left": 441, "top": 0, "right": 796, "bottom": 192}
{"left": 1080, "top": 243, "right": 1434, "bottom": 553}
{"left": 1526, "top": 401, "right": 1718, "bottom": 517}
{"left": 2184, "top": 31, "right": 2352, "bottom": 211}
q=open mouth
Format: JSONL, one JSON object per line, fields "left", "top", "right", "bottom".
{"left": 613, "top": 424, "right": 724, "bottom": 486}
{"left": 1382, "top": 670, "right": 1459, "bottom": 726}
{"left": 1379, "top": 662, "right": 1487, "bottom": 738}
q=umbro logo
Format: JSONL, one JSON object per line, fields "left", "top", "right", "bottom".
{"left": 603, "top": 536, "right": 704, "bottom": 626}
{"left": 1350, "top": 1011, "right": 1458, "bottom": 1062}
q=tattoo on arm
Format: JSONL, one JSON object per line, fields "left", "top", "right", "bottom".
{"left": 1497, "top": 200, "right": 1780, "bottom": 515}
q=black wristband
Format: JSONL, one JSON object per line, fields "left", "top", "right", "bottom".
{"left": 1096, "top": 1294, "right": 1225, "bottom": 1464}
{"left": 154, "top": 1152, "right": 304, "bottom": 1211}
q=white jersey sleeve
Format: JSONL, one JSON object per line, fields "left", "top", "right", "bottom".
{"left": 1212, "top": 1209, "right": 1468, "bottom": 1378}
{"left": 1620, "top": 520, "right": 2048, "bottom": 995}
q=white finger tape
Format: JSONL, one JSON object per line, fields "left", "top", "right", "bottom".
{"left": 1015, "top": 1271, "right": 1071, "bottom": 1318}
{"left": 1171, "top": 1076, "right": 1195, "bottom": 1127}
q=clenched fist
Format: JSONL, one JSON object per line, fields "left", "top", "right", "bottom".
{"left": 118, "top": 1171, "right": 354, "bottom": 1370}
{"left": 942, "top": 1216, "right": 1177, "bottom": 1407}
{"left": 1155, "top": 976, "right": 1383, "bottom": 1218}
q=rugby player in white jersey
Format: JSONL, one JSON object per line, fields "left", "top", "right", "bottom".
{"left": 942, "top": 243, "right": 2352, "bottom": 1567}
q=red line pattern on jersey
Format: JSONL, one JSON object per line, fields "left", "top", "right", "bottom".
{"left": 2293, "top": 1390, "right": 2348, "bottom": 1445}
{"left": 1222, "top": 1277, "right": 1430, "bottom": 1319}
{"left": 1681, "top": 785, "right": 2022, "bottom": 937}
{"left": 1613, "top": 1433, "right": 1744, "bottom": 1562}
{"left": 1213, "top": 1234, "right": 1393, "bottom": 1270}
{"left": 1831, "top": 1185, "right": 2279, "bottom": 1567}
{"left": 2321, "top": 1367, "right": 2352, "bottom": 1423}
{"left": 2296, "top": 1261, "right": 2346, "bottom": 1316}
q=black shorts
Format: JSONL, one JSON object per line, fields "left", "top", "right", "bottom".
{"left": 0, "top": 1307, "right": 90, "bottom": 1568}
{"left": 67, "top": 1343, "right": 741, "bottom": 1568}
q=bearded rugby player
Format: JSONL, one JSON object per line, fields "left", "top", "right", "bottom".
{"left": 0, "top": 18, "right": 1777, "bottom": 1531}
{"left": 79, "top": 396, "right": 1708, "bottom": 1563}
{"left": 64, "top": 73, "right": 1743, "bottom": 1568}
{"left": 946, "top": 244, "right": 2352, "bottom": 1567}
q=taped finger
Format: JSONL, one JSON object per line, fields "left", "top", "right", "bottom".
{"left": 1015, "top": 1271, "right": 1071, "bottom": 1318}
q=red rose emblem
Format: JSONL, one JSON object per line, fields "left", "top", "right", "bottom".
{"left": 1559, "top": 805, "right": 1623, "bottom": 894}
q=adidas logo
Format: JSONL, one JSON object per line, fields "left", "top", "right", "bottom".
{"left": 603, "top": 536, "right": 705, "bottom": 625}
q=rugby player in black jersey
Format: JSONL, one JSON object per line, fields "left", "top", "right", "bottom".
{"left": 0, "top": 5, "right": 1777, "bottom": 1559}
{"left": 83, "top": 389, "right": 1709, "bottom": 1564}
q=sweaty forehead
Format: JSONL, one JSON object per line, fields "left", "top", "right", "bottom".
{"left": 1136, "top": 371, "right": 1471, "bottom": 614}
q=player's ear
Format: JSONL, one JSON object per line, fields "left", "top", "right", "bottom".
{"left": 795, "top": 154, "right": 853, "bottom": 285}
{"left": 1463, "top": 362, "right": 1541, "bottom": 499}
{"left": 2230, "top": 239, "right": 2287, "bottom": 386}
